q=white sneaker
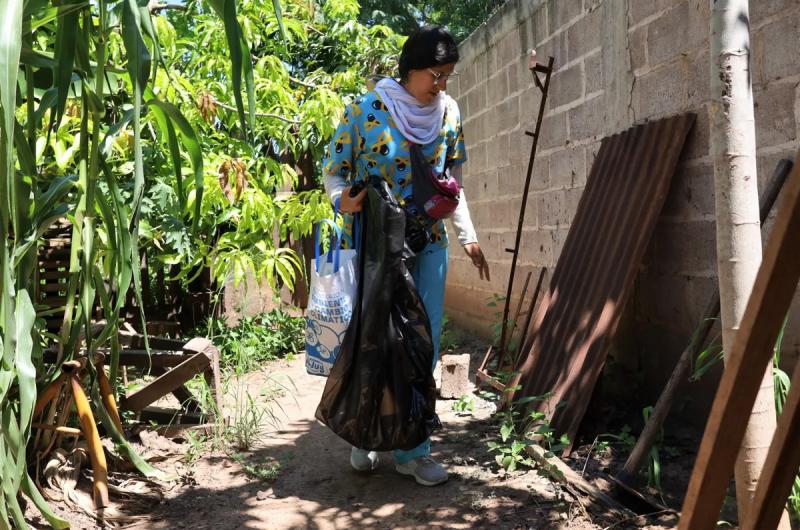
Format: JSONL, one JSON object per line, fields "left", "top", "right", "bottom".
{"left": 395, "top": 455, "right": 448, "bottom": 486}
{"left": 350, "top": 447, "right": 379, "bottom": 471}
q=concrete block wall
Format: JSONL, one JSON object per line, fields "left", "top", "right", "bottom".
{"left": 446, "top": 0, "right": 800, "bottom": 409}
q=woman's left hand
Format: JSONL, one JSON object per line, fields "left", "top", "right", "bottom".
{"left": 464, "top": 243, "right": 490, "bottom": 281}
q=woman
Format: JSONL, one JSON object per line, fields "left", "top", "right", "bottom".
{"left": 322, "top": 26, "right": 489, "bottom": 487}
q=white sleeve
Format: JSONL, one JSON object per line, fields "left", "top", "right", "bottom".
{"left": 324, "top": 173, "right": 347, "bottom": 204}
{"left": 450, "top": 165, "right": 478, "bottom": 246}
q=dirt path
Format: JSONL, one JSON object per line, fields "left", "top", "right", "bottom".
{"left": 27, "top": 346, "right": 685, "bottom": 530}
{"left": 109, "top": 351, "right": 678, "bottom": 530}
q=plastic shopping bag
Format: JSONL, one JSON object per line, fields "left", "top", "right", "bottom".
{"left": 304, "top": 218, "right": 358, "bottom": 376}
{"left": 315, "top": 176, "right": 440, "bottom": 451}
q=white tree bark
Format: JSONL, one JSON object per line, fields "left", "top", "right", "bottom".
{"left": 709, "top": 1, "right": 789, "bottom": 526}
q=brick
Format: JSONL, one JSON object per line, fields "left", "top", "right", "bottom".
{"left": 547, "top": 0, "right": 582, "bottom": 31}
{"left": 549, "top": 62, "right": 584, "bottom": 109}
{"left": 519, "top": 8, "right": 546, "bottom": 52}
{"left": 629, "top": 26, "right": 648, "bottom": 71}
{"left": 752, "top": 12, "right": 800, "bottom": 85}
{"left": 568, "top": 95, "right": 607, "bottom": 140}
{"left": 651, "top": 219, "right": 717, "bottom": 276}
{"left": 524, "top": 191, "right": 539, "bottom": 229}
{"left": 687, "top": 51, "right": 709, "bottom": 109}
{"left": 565, "top": 186, "right": 584, "bottom": 226}
{"left": 467, "top": 85, "right": 488, "bottom": 123}
{"left": 495, "top": 132, "right": 512, "bottom": 168}
{"left": 552, "top": 227, "right": 571, "bottom": 262}
{"left": 509, "top": 130, "right": 528, "bottom": 168}
{"left": 467, "top": 141, "right": 487, "bottom": 174}
{"left": 682, "top": 106, "right": 710, "bottom": 161}
{"left": 531, "top": 152, "right": 550, "bottom": 191}
{"left": 549, "top": 146, "right": 585, "bottom": 188}
{"left": 633, "top": 61, "right": 686, "bottom": 119}
{"left": 537, "top": 31, "right": 569, "bottom": 71}
{"left": 490, "top": 71, "right": 510, "bottom": 104}
{"left": 567, "top": 9, "right": 603, "bottom": 59}
{"left": 754, "top": 82, "right": 797, "bottom": 148}
{"left": 519, "top": 227, "right": 554, "bottom": 265}
{"left": 498, "top": 26, "right": 523, "bottom": 68}
{"left": 537, "top": 189, "right": 571, "bottom": 227}
{"left": 751, "top": 0, "right": 796, "bottom": 25}
{"left": 487, "top": 168, "right": 503, "bottom": 199}
{"left": 439, "top": 354, "right": 472, "bottom": 399}
{"left": 629, "top": 0, "right": 680, "bottom": 26}
{"left": 584, "top": 51, "right": 604, "bottom": 95}
{"left": 495, "top": 95, "right": 517, "bottom": 133}
{"left": 647, "top": 2, "right": 694, "bottom": 66}
{"left": 539, "top": 111, "right": 569, "bottom": 149}
{"left": 661, "top": 163, "right": 715, "bottom": 220}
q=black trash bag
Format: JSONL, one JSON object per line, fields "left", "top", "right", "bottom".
{"left": 315, "top": 176, "right": 441, "bottom": 451}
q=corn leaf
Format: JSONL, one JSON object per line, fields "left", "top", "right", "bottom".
{"left": 147, "top": 98, "right": 203, "bottom": 233}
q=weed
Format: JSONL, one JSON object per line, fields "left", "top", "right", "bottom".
{"left": 487, "top": 385, "right": 569, "bottom": 472}
{"left": 440, "top": 314, "right": 460, "bottom": 353}
{"left": 452, "top": 395, "right": 475, "bottom": 415}
{"left": 231, "top": 452, "right": 283, "bottom": 482}
{"left": 185, "top": 431, "right": 208, "bottom": 465}
{"left": 198, "top": 309, "right": 305, "bottom": 374}
{"left": 772, "top": 314, "right": 800, "bottom": 521}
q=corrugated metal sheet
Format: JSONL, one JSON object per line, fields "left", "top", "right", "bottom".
{"left": 509, "top": 113, "right": 696, "bottom": 454}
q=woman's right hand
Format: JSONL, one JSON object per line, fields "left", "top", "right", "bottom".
{"left": 340, "top": 186, "right": 367, "bottom": 213}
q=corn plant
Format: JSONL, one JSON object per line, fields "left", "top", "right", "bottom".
{"left": 0, "top": 0, "right": 274, "bottom": 525}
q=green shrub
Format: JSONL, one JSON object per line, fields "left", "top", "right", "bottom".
{"left": 199, "top": 309, "right": 305, "bottom": 373}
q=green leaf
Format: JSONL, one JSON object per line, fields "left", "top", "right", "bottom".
{"left": 51, "top": 1, "right": 80, "bottom": 132}
{"left": 500, "top": 422, "right": 512, "bottom": 442}
{"left": 147, "top": 98, "right": 204, "bottom": 233}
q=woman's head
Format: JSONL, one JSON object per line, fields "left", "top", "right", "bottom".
{"left": 399, "top": 26, "right": 459, "bottom": 103}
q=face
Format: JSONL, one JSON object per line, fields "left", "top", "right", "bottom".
{"left": 404, "top": 63, "right": 458, "bottom": 104}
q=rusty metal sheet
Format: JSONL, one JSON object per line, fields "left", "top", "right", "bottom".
{"left": 509, "top": 113, "right": 696, "bottom": 454}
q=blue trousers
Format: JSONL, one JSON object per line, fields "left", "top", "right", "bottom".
{"left": 394, "top": 243, "right": 448, "bottom": 465}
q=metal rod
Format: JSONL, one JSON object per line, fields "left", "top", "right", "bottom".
{"left": 511, "top": 267, "right": 547, "bottom": 369}
{"left": 498, "top": 56, "right": 555, "bottom": 357}
{"left": 503, "top": 270, "right": 533, "bottom": 356}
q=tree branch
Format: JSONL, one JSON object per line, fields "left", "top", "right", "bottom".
{"left": 212, "top": 97, "right": 299, "bottom": 124}
{"left": 148, "top": 1, "right": 188, "bottom": 12}
{"left": 289, "top": 76, "right": 318, "bottom": 89}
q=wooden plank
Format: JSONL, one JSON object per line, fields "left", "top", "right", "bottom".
{"left": 120, "top": 352, "right": 211, "bottom": 412}
{"left": 679, "top": 151, "right": 800, "bottom": 530}
{"left": 526, "top": 444, "right": 633, "bottom": 517}
{"left": 741, "top": 357, "right": 800, "bottom": 530}
{"left": 42, "top": 349, "right": 191, "bottom": 369}
{"left": 139, "top": 406, "right": 207, "bottom": 425}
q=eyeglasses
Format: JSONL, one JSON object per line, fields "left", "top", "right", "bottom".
{"left": 427, "top": 68, "right": 460, "bottom": 85}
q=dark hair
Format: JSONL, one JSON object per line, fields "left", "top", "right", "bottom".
{"left": 398, "top": 26, "right": 459, "bottom": 81}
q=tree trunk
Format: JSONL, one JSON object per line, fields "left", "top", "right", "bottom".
{"left": 709, "top": 1, "right": 789, "bottom": 526}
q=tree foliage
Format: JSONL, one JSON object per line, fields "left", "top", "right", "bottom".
{"left": 359, "top": 0, "right": 508, "bottom": 42}
{"left": 0, "top": 0, "right": 401, "bottom": 526}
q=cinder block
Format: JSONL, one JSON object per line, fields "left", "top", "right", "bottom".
{"left": 629, "top": 26, "right": 648, "bottom": 72}
{"left": 633, "top": 61, "right": 686, "bottom": 119}
{"left": 646, "top": 2, "right": 691, "bottom": 66}
{"left": 567, "top": 10, "right": 602, "bottom": 59}
{"left": 547, "top": 0, "right": 582, "bottom": 31}
{"left": 567, "top": 95, "right": 607, "bottom": 141}
{"left": 549, "top": 62, "right": 584, "bottom": 109}
{"left": 584, "top": 52, "right": 604, "bottom": 95}
{"left": 752, "top": 12, "right": 800, "bottom": 85}
{"left": 539, "top": 111, "right": 569, "bottom": 149}
{"left": 754, "top": 82, "right": 797, "bottom": 148}
{"left": 549, "top": 147, "right": 585, "bottom": 189}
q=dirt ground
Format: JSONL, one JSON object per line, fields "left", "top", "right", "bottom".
{"left": 27, "top": 343, "right": 694, "bottom": 530}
